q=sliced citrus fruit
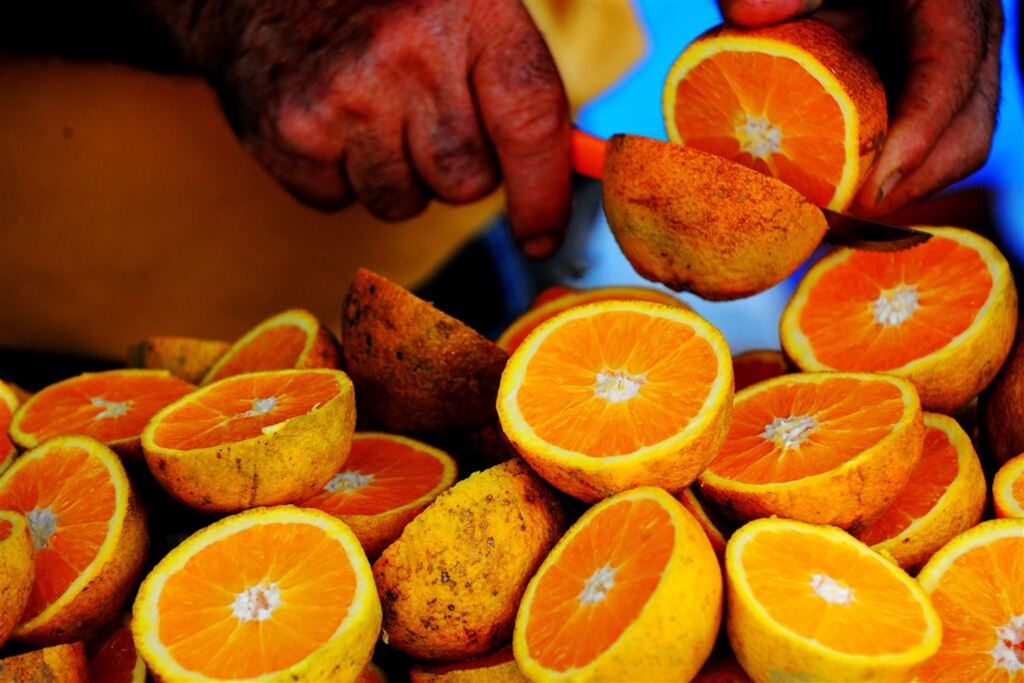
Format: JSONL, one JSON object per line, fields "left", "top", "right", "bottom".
{"left": 132, "top": 505, "right": 381, "bottom": 682}
{"left": 513, "top": 487, "right": 722, "bottom": 681}
{"left": 343, "top": 269, "right": 508, "bottom": 433}
{"left": 374, "top": 459, "right": 565, "bottom": 661}
{"left": 726, "top": 518, "right": 942, "bottom": 682}
{"left": 699, "top": 372, "right": 924, "bottom": 529}
{"left": 994, "top": 453, "right": 1024, "bottom": 519}
{"left": 142, "top": 368, "right": 355, "bottom": 512}
{"left": 297, "top": 432, "right": 457, "bottom": 559}
{"left": 202, "top": 308, "right": 340, "bottom": 385}
{"left": 498, "top": 300, "right": 733, "bottom": 502}
{"left": 664, "top": 18, "right": 886, "bottom": 210}
{"left": 8, "top": 369, "right": 194, "bottom": 461}
{"left": 358, "top": 662, "right": 387, "bottom": 683}
{"left": 0, "top": 435, "right": 148, "bottom": 644}
{"left": 0, "top": 510, "right": 33, "bottom": 648}
{"left": 128, "top": 336, "right": 230, "bottom": 384}
{"left": 679, "top": 486, "right": 731, "bottom": 559}
{"left": 732, "top": 349, "right": 789, "bottom": 392}
{"left": 782, "top": 226, "right": 1019, "bottom": 414}
{"left": 0, "top": 380, "right": 19, "bottom": 476}
{"left": 89, "top": 623, "right": 146, "bottom": 683}
{"left": 982, "top": 329, "right": 1024, "bottom": 465}
{"left": 855, "top": 413, "right": 986, "bottom": 571}
{"left": 916, "top": 519, "right": 1024, "bottom": 682}
{"left": 496, "top": 285, "right": 690, "bottom": 354}
{"left": 411, "top": 646, "right": 525, "bottom": 682}
{"left": 0, "top": 642, "right": 88, "bottom": 682}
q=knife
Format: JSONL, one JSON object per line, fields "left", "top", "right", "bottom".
{"left": 571, "top": 129, "right": 931, "bottom": 252}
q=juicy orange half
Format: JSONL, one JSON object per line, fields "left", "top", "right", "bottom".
{"left": 0, "top": 380, "right": 19, "bottom": 475}
{"left": 8, "top": 370, "right": 194, "bottom": 459}
{"left": 202, "top": 308, "right": 340, "bottom": 385}
{"left": 994, "top": 453, "right": 1024, "bottom": 519}
{"left": 916, "top": 519, "right": 1024, "bottom": 682}
{"left": 782, "top": 226, "right": 1018, "bottom": 413}
{"left": 514, "top": 487, "right": 721, "bottom": 682}
{"left": 664, "top": 18, "right": 886, "bottom": 210}
{"left": 699, "top": 372, "right": 924, "bottom": 529}
{"left": 132, "top": 506, "right": 381, "bottom": 682}
{"left": 297, "top": 432, "right": 457, "bottom": 558}
{"left": 726, "top": 518, "right": 942, "bottom": 682}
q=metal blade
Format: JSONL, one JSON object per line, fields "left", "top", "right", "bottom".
{"left": 822, "top": 209, "right": 932, "bottom": 251}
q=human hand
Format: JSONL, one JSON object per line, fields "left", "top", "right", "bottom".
{"left": 153, "top": 0, "right": 571, "bottom": 257}
{"left": 718, "top": 0, "right": 1003, "bottom": 216}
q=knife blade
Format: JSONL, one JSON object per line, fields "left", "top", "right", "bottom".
{"left": 821, "top": 209, "right": 931, "bottom": 252}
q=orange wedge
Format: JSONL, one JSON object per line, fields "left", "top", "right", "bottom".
{"left": 916, "top": 519, "right": 1024, "bottom": 682}
{"left": 0, "top": 436, "right": 148, "bottom": 644}
{"left": 498, "top": 300, "right": 733, "bottom": 502}
{"left": 128, "top": 336, "right": 230, "bottom": 384}
{"left": 142, "top": 369, "right": 355, "bottom": 512}
{"left": 782, "top": 227, "right": 1019, "bottom": 414}
{"left": 679, "top": 486, "right": 731, "bottom": 559}
{"left": 732, "top": 349, "right": 789, "bottom": 392}
{"left": 726, "top": 518, "right": 942, "bottom": 682}
{"left": 855, "top": 413, "right": 986, "bottom": 571}
{"left": 0, "top": 642, "right": 89, "bottom": 682}
{"left": 202, "top": 308, "right": 340, "bottom": 385}
{"left": 981, "top": 330, "right": 1024, "bottom": 465}
{"left": 496, "top": 285, "right": 690, "bottom": 354}
{"left": 8, "top": 370, "right": 194, "bottom": 461}
{"left": 132, "top": 506, "right": 381, "bottom": 682}
{"left": 297, "top": 432, "right": 457, "bottom": 558}
{"left": 410, "top": 646, "right": 526, "bottom": 682}
{"left": 0, "top": 510, "right": 33, "bottom": 648}
{"left": 513, "top": 487, "right": 722, "bottom": 681}
{"left": 0, "top": 380, "right": 19, "bottom": 476}
{"left": 994, "top": 453, "right": 1024, "bottom": 518}
{"left": 89, "top": 622, "right": 146, "bottom": 683}
{"left": 664, "top": 18, "right": 886, "bottom": 210}
{"left": 699, "top": 372, "right": 924, "bottom": 529}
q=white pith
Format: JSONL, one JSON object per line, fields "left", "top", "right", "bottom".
{"left": 594, "top": 370, "right": 645, "bottom": 403}
{"left": 736, "top": 114, "right": 783, "bottom": 158}
{"left": 873, "top": 285, "right": 920, "bottom": 327}
{"left": 232, "top": 581, "right": 282, "bottom": 623}
{"left": 91, "top": 396, "right": 130, "bottom": 420}
{"left": 324, "top": 471, "right": 374, "bottom": 493}
{"left": 27, "top": 507, "right": 58, "bottom": 550}
{"left": 992, "top": 614, "right": 1024, "bottom": 672}
{"left": 579, "top": 565, "right": 617, "bottom": 606}
{"left": 810, "top": 573, "right": 853, "bottom": 605}
{"left": 763, "top": 415, "right": 818, "bottom": 449}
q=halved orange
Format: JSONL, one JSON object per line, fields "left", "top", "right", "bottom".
{"left": 496, "top": 285, "right": 690, "bottom": 354}
{"left": 726, "top": 518, "right": 942, "bottom": 682}
{"left": 664, "top": 18, "right": 886, "bottom": 210}
{"left": 981, "top": 330, "right": 1024, "bottom": 465}
{"left": 132, "top": 505, "right": 381, "bottom": 682}
{"left": 732, "top": 349, "right": 789, "bottom": 392}
{"left": 8, "top": 370, "right": 194, "bottom": 461}
{"left": 782, "top": 226, "right": 1019, "bottom": 414}
{"left": 699, "top": 372, "right": 924, "bottom": 529}
{"left": 678, "top": 486, "right": 731, "bottom": 559}
{"left": 513, "top": 487, "right": 722, "bottom": 681}
{"left": 994, "top": 453, "right": 1024, "bottom": 518}
{"left": 498, "top": 300, "right": 733, "bottom": 502}
{"left": 0, "top": 380, "right": 19, "bottom": 476}
{"left": 128, "top": 335, "right": 231, "bottom": 384}
{"left": 297, "top": 432, "right": 457, "bottom": 558}
{"left": 855, "top": 413, "right": 986, "bottom": 571}
{"left": 142, "top": 369, "right": 355, "bottom": 512}
{"left": 202, "top": 308, "right": 340, "bottom": 385}
{"left": 89, "top": 622, "right": 146, "bottom": 683}
{"left": 0, "top": 435, "right": 148, "bottom": 644}
{"left": 0, "top": 510, "right": 33, "bottom": 648}
{"left": 358, "top": 662, "right": 387, "bottom": 683}
{"left": 0, "top": 642, "right": 89, "bottom": 682}
{"left": 410, "top": 646, "right": 525, "bottom": 682}
{"left": 916, "top": 519, "right": 1024, "bottom": 681}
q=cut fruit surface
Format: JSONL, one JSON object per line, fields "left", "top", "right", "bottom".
{"left": 89, "top": 623, "right": 146, "bottom": 683}
{"left": 142, "top": 369, "right": 355, "bottom": 512}
{"left": 994, "top": 453, "right": 1024, "bottom": 519}
{"left": 0, "top": 642, "right": 89, "bottom": 682}
{"left": 132, "top": 505, "right": 381, "bottom": 682}
{"left": 410, "top": 646, "right": 526, "bottom": 682}
{"left": 916, "top": 519, "right": 1024, "bottom": 682}
{"left": 732, "top": 349, "right": 790, "bottom": 392}
{"left": 297, "top": 432, "right": 457, "bottom": 558}
{"left": 0, "top": 380, "right": 19, "bottom": 476}
{"left": 0, "top": 436, "right": 147, "bottom": 644}
{"left": 855, "top": 413, "right": 986, "bottom": 571}
{"left": 8, "top": 370, "right": 194, "bottom": 460}
{"left": 514, "top": 487, "right": 721, "bottom": 682}
{"left": 128, "top": 336, "right": 230, "bottom": 384}
{"left": 498, "top": 300, "right": 733, "bottom": 501}
{"left": 664, "top": 18, "right": 886, "bottom": 210}
{"left": 202, "top": 308, "right": 340, "bottom": 385}
{"left": 726, "top": 518, "right": 941, "bottom": 682}
{"left": 699, "top": 372, "right": 924, "bottom": 529}
{"left": 0, "top": 510, "right": 33, "bottom": 649}
{"left": 782, "top": 227, "right": 1018, "bottom": 413}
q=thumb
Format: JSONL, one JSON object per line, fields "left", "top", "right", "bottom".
{"left": 719, "top": 0, "right": 823, "bottom": 27}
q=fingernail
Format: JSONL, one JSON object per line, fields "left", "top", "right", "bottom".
{"left": 520, "top": 233, "right": 561, "bottom": 259}
{"left": 877, "top": 171, "right": 902, "bottom": 204}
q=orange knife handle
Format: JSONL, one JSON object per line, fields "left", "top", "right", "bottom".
{"left": 571, "top": 128, "right": 607, "bottom": 180}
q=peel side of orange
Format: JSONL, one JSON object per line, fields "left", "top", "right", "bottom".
{"left": 0, "top": 642, "right": 89, "bottom": 682}
{"left": 732, "top": 349, "right": 790, "bottom": 392}
{"left": 0, "top": 380, "right": 20, "bottom": 476}
{"left": 88, "top": 622, "right": 146, "bottom": 683}
{"left": 0, "top": 510, "right": 34, "bottom": 649}
{"left": 410, "top": 646, "right": 526, "bottom": 682}
{"left": 981, "top": 329, "right": 1024, "bottom": 465}
{"left": 678, "top": 486, "right": 731, "bottom": 559}
{"left": 993, "top": 452, "right": 1024, "bottom": 518}
{"left": 128, "top": 336, "right": 231, "bottom": 384}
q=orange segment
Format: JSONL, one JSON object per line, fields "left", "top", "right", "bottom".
{"left": 0, "top": 380, "right": 19, "bottom": 475}
{"left": 994, "top": 453, "right": 1024, "bottom": 519}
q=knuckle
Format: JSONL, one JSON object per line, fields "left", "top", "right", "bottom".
{"left": 428, "top": 135, "right": 498, "bottom": 202}
{"left": 492, "top": 95, "right": 568, "bottom": 153}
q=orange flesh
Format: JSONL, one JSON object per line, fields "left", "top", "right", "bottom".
{"left": 150, "top": 372, "right": 340, "bottom": 450}
{"left": 157, "top": 522, "right": 356, "bottom": 679}
{"left": 517, "top": 311, "right": 718, "bottom": 456}
{"left": 922, "top": 535, "right": 1024, "bottom": 682}
{"left": 1014, "top": 478, "right": 1024, "bottom": 508}
{"left": 525, "top": 497, "right": 674, "bottom": 671}
{"left": 856, "top": 424, "right": 959, "bottom": 544}
{"left": 208, "top": 324, "right": 310, "bottom": 382}
{"left": 0, "top": 519, "right": 10, "bottom": 541}
{"left": 799, "top": 236, "right": 992, "bottom": 370}
{"left": 16, "top": 373, "right": 193, "bottom": 445}
{"left": 741, "top": 528, "right": 930, "bottom": 655}
{"left": 298, "top": 436, "right": 447, "bottom": 516}
{"left": 89, "top": 625, "right": 139, "bottom": 683}
{"left": 0, "top": 446, "right": 116, "bottom": 621}
{"left": 709, "top": 377, "right": 904, "bottom": 483}
{"left": 673, "top": 50, "right": 845, "bottom": 206}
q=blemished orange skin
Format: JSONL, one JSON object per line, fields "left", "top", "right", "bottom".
{"left": 410, "top": 646, "right": 526, "bottom": 682}
{"left": 127, "top": 336, "right": 230, "bottom": 384}
{"left": 732, "top": 350, "right": 790, "bottom": 392}
{"left": 980, "top": 327, "right": 1024, "bottom": 465}
{"left": 603, "top": 134, "right": 828, "bottom": 300}
{"left": 0, "top": 512, "right": 34, "bottom": 649}
{"left": 343, "top": 269, "right": 509, "bottom": 434}
{"left": 0, "top": 642, "right": 89, "bottom": 682}
{"left": 373, "top": 459, "right": 565, "bottom": 661}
